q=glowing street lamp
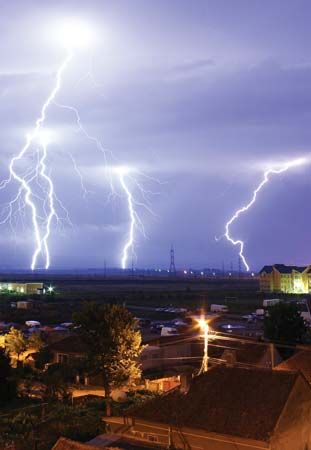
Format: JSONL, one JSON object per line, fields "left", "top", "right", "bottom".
{"left": 198, "top": 318, "right": 209, "bottom": 374}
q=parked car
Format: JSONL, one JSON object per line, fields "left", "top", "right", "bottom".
{"left": 210, "top": 304, "right": 229, "bottom": 313}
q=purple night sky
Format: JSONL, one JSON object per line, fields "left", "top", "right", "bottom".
{"left": 0, "top": 0, "right": 311, "bottom": 271}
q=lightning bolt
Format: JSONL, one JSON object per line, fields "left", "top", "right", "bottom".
{"left": 1, "top": 21, "right": 161, "bottom": 270}
{"left": 119, "top": 169, "right": 135, "bottom": 269}
{"left": 0, "top": 48, "right": 73, "bottom": 269}
{"left": 36, "top": 140, "right": 56, "bottom": 270}
{"left": 51, "top": 102, "right": 160, "bottom": 270}
{"left": 224, "top": 158, "right": 307, "bottom": 271}
{"left": 114, "top": 166, "right": 161, "bottom": 269}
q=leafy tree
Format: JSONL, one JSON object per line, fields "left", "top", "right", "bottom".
{"left": 264, "top": 302, "right": 307, "bottom": 343}
{"left": 35, "top": 346, "right": 52, "bottom": 370}
{"left": 73, "top": 303, "right": 143, "bottom": 398}
{"left": 5, "top": 327, "right": 27, "bottom": 361}
{"left": 28, "top": 332, "right": 44, "bottom": 352}
{"left": 41, "top": 364, "right": 70, "bottom": 401}
{"left": 0, "top": 348, "right": 16, "bottom": 404}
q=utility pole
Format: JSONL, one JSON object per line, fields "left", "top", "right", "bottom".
{"left": 169, "top": 244, "right": 176, "bottom": 276}
{"left": 198, "top": 319, "right": 209, "bottom": 374}
{"left": 238, "top": 256, "right": 242, "bottom": 278}
{"left": 131, "top": 257, "right": 134, "bottom": 276}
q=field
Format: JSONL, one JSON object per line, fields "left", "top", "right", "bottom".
{"left": 0, "top": 275, "right": 263, "bottom": 325}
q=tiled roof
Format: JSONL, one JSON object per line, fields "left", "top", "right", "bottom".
{"left": 260, "top": 264, "right": 308, "bottom": 274}
{"left": 48, "top": 335, "right": 89, "bottom": 355}
{"left": 260, "top": 265, "right": 274, "bottom": 274}
{"left": 275, "top": 264, "right": 307, "bottom": 273}
{"left": 129, "top": 366, "right": 299, "bottom": 441}
{"left": 275, "top": 350, "right": 311, "bottom": 383}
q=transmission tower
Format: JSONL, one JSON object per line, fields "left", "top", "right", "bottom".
{"left": 169, "top": 245, "right": 176, "bottom": 275}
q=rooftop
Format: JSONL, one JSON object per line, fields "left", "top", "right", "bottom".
{"left": 275, "top": 350, "right": 311, "bottom": 383}
{"left": 129, "top": 366, "right": 299, "bottom": 441}
{"left": 207, "top": 338, "right": 268, "bottom": 366}
{"left": 48, "top": 334, "right": 89, "bottom": 354}
{"left": 260, "top": 264, "right": 309, "bottom": 274}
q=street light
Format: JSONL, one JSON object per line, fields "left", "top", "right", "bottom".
{"left": 198, "top": 318, "right": 209, "bottom": 375}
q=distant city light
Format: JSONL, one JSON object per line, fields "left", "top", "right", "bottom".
{"left": 184, "top": 270, "right": 187, "bottom": 275}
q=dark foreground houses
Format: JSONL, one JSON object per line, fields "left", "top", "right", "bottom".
{"left": 105, "top": 366, "right": 311, "bottom": 450}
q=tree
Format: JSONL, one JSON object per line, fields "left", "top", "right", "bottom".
{"left": 41, "top": 364, "right": 70, "bottom": 402}
{"left": 5, "top": 327, "right": 27, "bottom": 361}
{"left": 73, "top": 303, "right": 143, "bottom": 398}
{"left": 264, "top": 302, "right": 307, "bottom": 343}
{"left": 0, "top": 411, "right": 38, "bottom": 450}
{"left": 28, "top": 331, "right": 44, "bottom": 352}
{"left": 0, "top": 348, "right": 16, "bottom": 404}
{"left": 35, "top": 346, "right": 52, "bottom": 370}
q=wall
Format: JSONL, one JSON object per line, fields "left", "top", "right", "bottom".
{"left": 271, "top": 376, "right": 311, "bottom": 450}
{"left": 141, "top": 341, "right": 192, "bottom": 372}
{"left": 106, "top": 417, "right": 269, "bottom": 450}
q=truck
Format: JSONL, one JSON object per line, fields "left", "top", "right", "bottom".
{"left": 263, "top": 298, "right": 281, "bottom": 308}
{"left": 210, "top": 304, "right": 229, "bottom": 313}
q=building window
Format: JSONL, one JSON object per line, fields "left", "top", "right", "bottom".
{"left": 58, "top": 354, "right": 69, "bottom": 364}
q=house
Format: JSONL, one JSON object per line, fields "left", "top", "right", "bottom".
{"left": 141, "top": 335, "right": 193, "bottom": 372}
{"left": 0, "top": 282, "right": 44, "bottom": 294}
{"left": 49, "top": 335, "right": 88, "bottom": 365}
{"left": 17, "top": 300, "right": 34, "bottom": 310}
{"left": 274, "top": 349, "right": 311, "bottom": 383}
{"left": 105, "top": 366, "right": 311, "bottom": 450}
{"left": 192, "top": 336, "right": 282, "bottom": 369}
{"left": 48, "top": 335, "right": 103, "bottom": 386}
{"left": 136, "top": 334, "right": 282, "bottom": 391}
{"left": 259, "top": 264, "right": 311, "bottom": 293}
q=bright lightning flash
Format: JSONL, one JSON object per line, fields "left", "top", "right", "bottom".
{"left": 113, "top": 166, "right": 158, "bottom": 270}
{"left": 0, "top": 20, "right": 92, "bottom": 270}
{"left": 224, "top": 158, "right": 307, "bottom": 271}
{"left": 118, "top": 167, "right": 135, "bottom": 270}
{"left": 1, "top": 20, "right": 159, "bottom": 270}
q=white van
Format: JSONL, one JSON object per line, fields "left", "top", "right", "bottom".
{"left": 161, "top": 326, "right": 179, "bottom": 336}
{"left": 210, "top": 304, "right": 229, "bottom": 313}
{"left": 263, "top": 299, "right": 281, "bottom": 308}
